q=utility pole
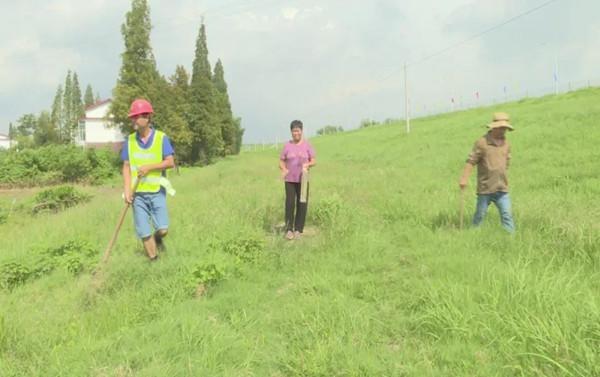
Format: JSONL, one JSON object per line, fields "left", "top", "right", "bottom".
{"left": 554, "top": 56, "right": 559, "bottom": 95}
{"left": 404, "top": 63, "right": 410, "bottom": 134}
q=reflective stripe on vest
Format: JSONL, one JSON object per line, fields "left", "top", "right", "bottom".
{"left": 128, "top": 129, "right": 164, "bottom": 193}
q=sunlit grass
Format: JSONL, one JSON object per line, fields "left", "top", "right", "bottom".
{"left": 1, "top": 88, "right": 599, "bottom": 376}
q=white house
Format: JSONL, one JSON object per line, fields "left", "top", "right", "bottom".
{"left": 76, "top": 99, "right": 126, "bottom": 151}
{"left": 0, "top": 133, "right": 11, "bottom": 149}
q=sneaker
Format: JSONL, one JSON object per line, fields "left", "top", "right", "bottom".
{"left": 149, "top": 254, "right": 159, "bottom": 262}
{"left": 294, "top": 231, "right": 302, "bottom": 239}
{"left": 154, "top": 232, "right": 166, "bottom": 252}
{"left": 285, "top": 231, "right": 295, "bottom": 240}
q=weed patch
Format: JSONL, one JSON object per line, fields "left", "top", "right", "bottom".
{"left": 31, "top": 186, "right": 91, "bottom": 214}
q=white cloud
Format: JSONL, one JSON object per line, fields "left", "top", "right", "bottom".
{"left": 322, "top": 21, "right": 335, "bottom": 31}
{"left": 1, "top": 0, "right": 600, "bottom": 142}
{"left": 282, "top": 7, "right": 299, "bottom": 20}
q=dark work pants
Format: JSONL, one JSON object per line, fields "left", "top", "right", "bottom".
{"left": 285, "top": 181, "right": 309, "bottom": 233}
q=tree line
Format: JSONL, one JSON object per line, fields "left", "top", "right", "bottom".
{"left": 7, "top": 0, "right": 243, "bottom": 166}
{"left": 8, "top": 71, "right": 99, "bottom": 149}
{"left": 111, "top": 0, "right": 243, "bottom": 165}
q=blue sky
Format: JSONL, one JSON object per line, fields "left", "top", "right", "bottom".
{"left": 1, "top": 0, "right": 599, "bottom": 142}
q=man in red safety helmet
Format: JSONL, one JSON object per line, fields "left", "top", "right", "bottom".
{"left": 121, "top": 99, "right": 176, "bottom": 261}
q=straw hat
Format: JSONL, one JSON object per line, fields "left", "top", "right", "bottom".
{"left": 487, "top": 112, "right": 514, "bottom": 131}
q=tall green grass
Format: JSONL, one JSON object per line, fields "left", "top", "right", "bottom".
{"left": 1, "top": 88, "right": 599, "bottom": 376}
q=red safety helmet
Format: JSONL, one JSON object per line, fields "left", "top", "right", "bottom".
{"left": 128, "top": 99, "right": 154, "bottom": 118}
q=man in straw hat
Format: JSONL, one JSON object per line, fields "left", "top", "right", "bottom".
{"left": 458, "top": 112, "right": 515, "bottom": 232}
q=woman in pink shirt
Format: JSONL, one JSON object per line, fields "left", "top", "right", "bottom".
{"left": 279, "top": 120, "right": 316, "bottom": 240}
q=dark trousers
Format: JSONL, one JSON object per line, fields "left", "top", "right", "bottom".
{"left": 285, "top": 181, "right": 309, "bottom": 232}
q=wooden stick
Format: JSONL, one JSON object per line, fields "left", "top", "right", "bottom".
{"left": 459, "top": 188, "right": 465, "bottom": 229}
{"left": 300, "top": 169, "right": 309, "bottom": 203}
{"left": 101, "top": 179, "right": 139, "bottom": 264}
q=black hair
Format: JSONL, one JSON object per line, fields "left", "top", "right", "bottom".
{"left": 290, "top": 120, "right": 303, "bottom": 130}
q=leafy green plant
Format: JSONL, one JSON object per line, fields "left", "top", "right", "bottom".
{"left": 0, "top": 144, "right": 120, "bottom": 187}
{"left": 190, "top": 263, "right": 225, "bottom": 286}
{"left": 218, "top": 236, "right": 264, "bottom": 264}
{"left": 0, "top": 262, "right": 30, "bottom": 290}
{"left": 43, "top": 240, "right": 96, "bottom": 276}
{"left": 31, "top": 186, "right": 91, "bottom": 214}
{"left": 64, "top": 255, "right": 83, "bottom": 275}
{"left": 0, "top": 240, "right": 97, "bottom": 290}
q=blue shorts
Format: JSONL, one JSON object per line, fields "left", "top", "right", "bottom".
{"left": 132, "top": 192, "right": 169, "bottom": 239}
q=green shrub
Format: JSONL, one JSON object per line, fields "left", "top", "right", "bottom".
{"left": 64, "top": 255, "right": 83, "bottom": 275}
{"left": 30, "top": 256, "right": 57, "bottom": 278}
{"left": 43, "top": 240, "right": 96, "bottom": 276}
{"left": 0, "top": 262, "right": 30, "bottom": 290}
{"left": 0, "top": 240, "right": 97, "bottom": 290}
{"left": 209, "top": 236, "right": 265, "bottom": 265}
{"left": 222, "top": 237, "right": 264, "bottom": 264}
{"left": 87, "top": 148, "right": 121, "bottom": 183}
{"left": 316, "top": 125, "right": 344, "bottom": 135}
{"left": 359, "top": 119, "right": 379, "bottom": 128}
{"left": 0, "top": 144, "right": 120, "bottom": 187}
{"left": 31, "top": 186, "right": 91, "bottom": 214}
{"left": 190, "top": 263, "right": 225, "bottom": 286}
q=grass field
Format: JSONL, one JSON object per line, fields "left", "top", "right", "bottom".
{"left": 1, "top": 88, "right": 599, "bottom": 376}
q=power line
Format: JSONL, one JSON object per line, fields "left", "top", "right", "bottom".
{"left": 407, "top": 0, "right": 561, "bottom": 68}
{"left": 305, "top": 0, "right": 564, "bottom": 122}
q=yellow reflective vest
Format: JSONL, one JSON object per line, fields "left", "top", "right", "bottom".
{"left": 128, "top": 129, "right": 165, "bottom": 193}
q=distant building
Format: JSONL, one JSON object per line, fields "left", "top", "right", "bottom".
{"left": 75, "top": 99, "right": 126, "bottom": 151}
{"left": 0, "top": 133, "right": 11, "bottom": 149}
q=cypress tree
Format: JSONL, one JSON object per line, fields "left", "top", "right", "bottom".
{"left": 33, "top": 111, "right": 59, "bottom": 146}
{"left": 70, "top": 72, "right": 84, "bottom": 141}
{"left": 8, "top": 122, "right": 15, "bottom": 147}
{"left": 51, "top": 85, "right": 64, "bottom": 139}
{"left": 166, "top": 65, "right": 193, "bottom": 163}
{"left": 111, "top": 0, "right": 161, "bottom": 133}
{"left": 189, "top": 24, "right": 222, "bottom": 163}
{"left": 62, "top": 71, "right": 73, "bottom": 142}
{"left": 84, "top": 84, "right": 95, "bottom": 107}
{"left": 212, "top": 59, "right": 238, "bottom": 155}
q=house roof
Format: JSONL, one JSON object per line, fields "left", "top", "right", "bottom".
{"left": 85, "top": 98, "right": 112, "bottom": 112}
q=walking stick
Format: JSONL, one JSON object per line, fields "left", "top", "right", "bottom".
{"left": 101, "top": 178, "right": 140, "bottom": 264}
{"left": 459, "top": 187, "right": 465, "bottom": 229}
{"left": 89, "top": 179, "right": 139, "bottom": 293}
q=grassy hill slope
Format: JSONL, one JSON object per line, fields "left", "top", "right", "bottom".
{"left": 1, "top": 89, "right": 599, "bottom": 376}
